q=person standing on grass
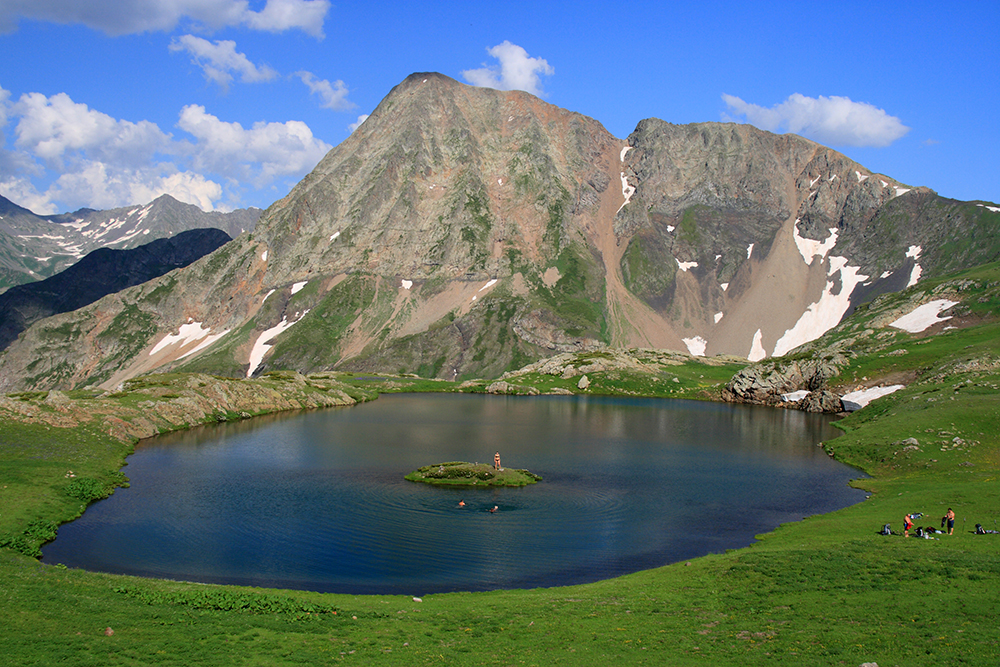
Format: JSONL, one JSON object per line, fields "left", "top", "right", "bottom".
{"left": 946, "top": 508, "right": 956, "bottom": 535}
{"left": 494, "top": 451, "right": 501, "bottom": 471}
{"left": 904, "top": 513, "right": 914, "bottom": 537}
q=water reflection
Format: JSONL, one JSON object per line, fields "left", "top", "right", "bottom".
{"left": 43, "top": 394, "right": 864, "bottom": 594}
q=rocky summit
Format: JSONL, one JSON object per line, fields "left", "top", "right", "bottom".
{"left": 0, "top": 72, "right": 998, "bottom": 392}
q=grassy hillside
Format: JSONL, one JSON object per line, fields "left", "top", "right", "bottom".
{"left": 2, "top": 265, "right": 1000, "bottom": 665}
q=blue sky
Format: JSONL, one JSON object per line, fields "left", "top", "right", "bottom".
{"left": 1, "top": 0, "right": 997, "bottom": 214}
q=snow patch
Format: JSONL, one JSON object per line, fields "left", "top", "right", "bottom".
{"left": 246, "top": 311, "right": 310, "bottom": 377}
{"left": 478, "top": 278, "right": 497, "bottom": 292}
{"left": 261, "top": 250, "right": 268, "bottom": 262}
{"left": 401, "top": 279, "right": 413, "bottom": 290}
{"left": 330, "top": 231, "right": 340, "bottom": 241}
{"left": 746, "top": 243, "right": 754, "bottom": 259}
{"left": 880, "top": 270, "right": 893, "bottom": 279}
{"left": 905, "top": 245, "right": 923, "bottom": 287}
{"left": 291, "top": 281, "right": 307, "bottom": 295}
{"left": 880, "top": 179, "right": 888, "bottom": 188}
{"left": 714, "top": 312, "right": 724, "bottom": 324}
{"left": 793, "top": 224, "right": 838, "bottom": 264}
{"left": 676, "top": 258, "right": 698, "bottom": 272}
{"left": 829, "top": 174, "right": 838, "bottom": 182}
{"left": 781, "top": 390, "right": 810, "bottom": 402}
{"left": 682, "top": 336, "right": 707, "bottom": 357}
{"left": 809, "top": 175, "right": 820, "bottom": 188}
{"left": 617, "top": 171, "right": 636, "bottom": 213}
{"left": 889, "top": 299, "right": 959, "bottom": 333}
{"left": 620, "top": 146, "right": 632, "bottom": 162}
{"left": 666, "top": 225, "right": 675, "bottom": 233}
{"left": 894, "top": 187, "right": 910, "bottom": 197}
{"left": 498, "top": 178, "right": 503, "bottom": 185}
{"left": 842, "top": 385, "right": 904, "bottom": 410}
{"left": 720, "top": 282, "right": 729, "bottom": 291}
{"left": 772, "top": 257, "right": 869, "bottom": 357}
{"left": 977, "top": 203, "right": 1000, "bottom": 213}
{"left": 748, "top": 329, "right": 766, "bottom": 362}
{"left": 261, "top": 289, "right": 276, "bottom": 303}
{"left": 149, "top": 321, "right": 229, "bottom": 359}
{"left": 855, "top": 170, "right": 868, "bottom": 183}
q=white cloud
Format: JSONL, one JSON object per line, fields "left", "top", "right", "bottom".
{"left": 12, "top": 92, "right": 171, "bottom": 168}
{"left": 1, "top": 89, "right": 330, "bottom": 212}
{"left": 170, "top": 35, "right": 278, "bottom": 91}
{"left": 0, "top": 0, "right": 330, "bottom": 37}
{"left": 0, "top": 177, "right": 58, "bottom": 214}
{"left": 722, "top": 93, "right": 910, "bottom": 148}
{"left": 244, "top": 0, "right": 330, "bottom": 38}
{"left": 461, "top": 41, "right": 554, "bottom": 97}
{"left": 46, "top": 161, "right": 223, "bottom": 211}
{"left": 295, "top": 71, "right": 354, "bottom": 111}
{"left": 177, "top": 104, "right": 332, "bottom": 185}
{"left": 348, "top": 114, "right": 369, "bottom": 133}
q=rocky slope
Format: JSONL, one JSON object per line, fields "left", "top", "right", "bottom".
{"left": 0, "top": 73, "right": 997, "bottom": 393}
{"left": 723, "top": 261, "right": 1000, "bottom": 412}
{"left": 0, "top": 228, "right": 231, "bottom": 351}
{"left": 0, "top": 370, "right": 366, "bottom": 444}
{"left": 0, "top": 194, "right": 260, "bottom": 291}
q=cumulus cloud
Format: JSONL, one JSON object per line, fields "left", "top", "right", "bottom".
{"left": 0, "top": 0, "right": 330, "bottom": 37}
{"left": 295, "top": 71, "right": 354, "bottom": 111}
{"left": 461, "top": 41, "right": 553, "bottom": 97}
{"left": 12, "top": 92, "right": 171, "bottom": 168}
{"left": 177, "top": 104, "right": 332, "bottom": 186}
{"left": 170, "top": 35, "right": 278, "bottom": 91}
{"left": 46, "top": 161, "right": 223, "bottom": 211}
{"left": 0, "top": 89, "right": 331, "bottom": 212}
{"left": 722, "top": 93, "right": 910, "bottom": 148}
{"left": 0, "top": 177, "right": 57, "bottom": 214}
{"left": 348, "top": 114, "right": 369, "bottom": 133}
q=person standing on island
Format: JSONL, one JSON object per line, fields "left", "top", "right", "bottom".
{"left": 494, "top": 451, "right": 501, "bottom": 471}
{"left": 946, "top": 508, "right": 956, "bottom": 535}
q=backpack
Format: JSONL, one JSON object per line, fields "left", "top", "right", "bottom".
{"left": 881, "top": 523, "right": 892, "bottom": 535}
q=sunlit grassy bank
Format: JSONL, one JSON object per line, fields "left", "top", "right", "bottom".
{"left": 2, "top": 266, "right": 1000, "bottom": 665}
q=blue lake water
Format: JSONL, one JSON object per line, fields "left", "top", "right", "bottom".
{"left": 43, "top": 393, "right": 865, "bottom": 595}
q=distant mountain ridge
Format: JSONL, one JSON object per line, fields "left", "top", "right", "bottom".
{"left": 0, "top": 227, "right": 232, "bottom": 351}
{"left": 0, "top": 72, "right": 997, "bottom": 393}
{"left": 0, "top": 193, "right": 260, "bottom": 292}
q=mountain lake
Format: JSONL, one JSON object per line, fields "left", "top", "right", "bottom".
{"left": 42, "top": 393, "right": 866, "bottom": 595}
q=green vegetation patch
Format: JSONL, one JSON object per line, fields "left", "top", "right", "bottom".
{"left": 405, "top": 461, "right": 541, "bottom": 487}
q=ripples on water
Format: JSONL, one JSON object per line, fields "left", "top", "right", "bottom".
{"left": 43, "top": 394, "right": 865, "bottom": 594}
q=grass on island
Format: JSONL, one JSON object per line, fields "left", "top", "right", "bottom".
{"left": 2, "top": 265, "right": 1000, "bottom": 665}
{"left": 405, "top": 461, "right": 541, "bottom": 487}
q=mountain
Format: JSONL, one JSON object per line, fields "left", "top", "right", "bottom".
{"left": 0, "top": 228, "right": 231, "bottom": 352}
{"left": 0, "top": 72, "right": 997, "bottom": 393}
{"left": 0, "top": 193, "right": 260, "bottom": 292}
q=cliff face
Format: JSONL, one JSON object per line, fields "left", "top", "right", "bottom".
{"left": 0, "top": 73, "right": 997, "bottom": 392}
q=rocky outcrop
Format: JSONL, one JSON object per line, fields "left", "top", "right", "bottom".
{"left": 721, "top": 358, "right": 845, "bottom": 412}
{"left": 0, "top": 371, "right": 368, "bottom": 443}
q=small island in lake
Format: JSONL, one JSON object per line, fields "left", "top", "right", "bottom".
{"left": 405, "top": 461, "right": 542, "bottom": 487}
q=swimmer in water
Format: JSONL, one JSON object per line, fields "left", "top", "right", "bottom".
{"left": 458, "top": 500, "right": 465, "bottom": 507}
{"left": 489, "top": 505, "right": 498, "bottom": 513}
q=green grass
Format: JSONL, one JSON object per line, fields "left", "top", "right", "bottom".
{"left": 405, "top": 461, "right": 541, "bottom": 487}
